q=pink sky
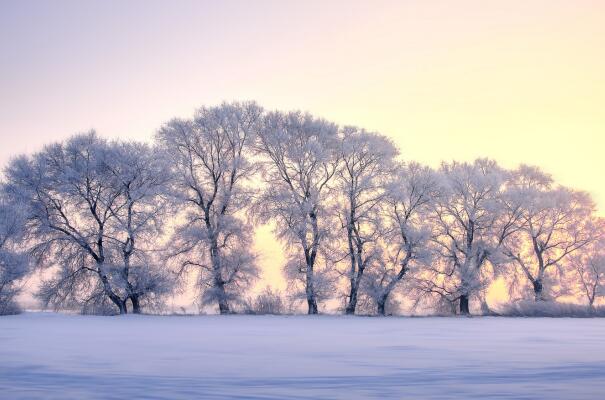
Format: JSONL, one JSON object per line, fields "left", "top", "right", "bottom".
{"left": 2, "top": 0, "right": 605, "bottom": 302}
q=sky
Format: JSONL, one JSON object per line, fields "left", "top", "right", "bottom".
{"left": 1, "top": 0, "right": 604, "bottom": 306}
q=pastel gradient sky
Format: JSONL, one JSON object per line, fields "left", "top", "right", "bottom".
{"left": 1, "top": 1, "right": 604, "bottom": 301}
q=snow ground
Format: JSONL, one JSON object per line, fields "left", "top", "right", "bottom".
{"left": 1, "top": 313, "right": 605, "bottom": 399}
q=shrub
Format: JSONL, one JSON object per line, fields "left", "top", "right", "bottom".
{"left": 244, "top": 287, "right": 286, "bottom": 315}
{"left": 498, "top": 300, "right": 605, "bottom": 317}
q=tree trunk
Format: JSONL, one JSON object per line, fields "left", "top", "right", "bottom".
{"left": 533, "top": 279, "right": 544, "bottom": 301}
{"left": 117, "top": 300, "right": 127, "bottom": 315}
{"left": 108, "top": 293, "right": 127, "bottom": 315}
{"left": 345, "top": 218, "right": 357, "bottom": 315}
{"left": 376, "top": 292, "right": 389, "bottom": 316}
{"left": 209, "top": 234, "right": 231, "bottom": 315}
{"left": 307, "top": 296, "right": 318, "bottom": 315}
{"left": 377, "top": 301, "right": 386, "bottom": 316}
{"left": 459, "top": 294, "right": 470, "bottom": 315}
{"left": 345, "top": 289, "right": 358, "bottom": 315}
{"left": 130, "top": 295, "right": 141, "bottom": 314}
{"left": 480, "top": 300, "right": 491, "bottom": 316}
{"left": 98, "top": 265, "right": 127, "bottom": 315}
{"left": 345, "top": 231, "right": 358, "bottom": 315}
{"left": 306, "top": 264, "right": 318, "bottom": 315}
{"left": 214, "top": 277, "right": 231, "bottom": 314}
{"left": 122, "top": 243, "right": 139, "bottom": 314}
{"left": 217, "top": 290, "right": 231, "bottom": 314}
{"left": 106, "top": 296, "right": 127, "bottom": 315}
{"left": 346, "top": 265, "right": 364, "bottom": 315}
{"left": 305, "top": 212, "right": 320, "bottom": 315}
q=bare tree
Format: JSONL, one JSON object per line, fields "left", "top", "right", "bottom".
{"left": 503, "top": 165, "right": 595, "bottom": 301}
{"left": 335, "top": 127, "right": 398, "bottom": 315}
{"left": 254, "top": 111, "right": 340, "bottom": 314}
{"left": 0, "top": 195, "right": 31, "bottom": 315}
{"left": 361, "top": 162, "right": 436, "bottom": 315}
{"left": 157, "top": 102, "right": 262, "bottom": 314}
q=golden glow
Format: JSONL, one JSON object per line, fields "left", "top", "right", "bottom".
{"left": 250, "top": 1, "right": 605, "bottom": 303}
{"left": 2, "top": 1, "right": 603, "bottom": 309}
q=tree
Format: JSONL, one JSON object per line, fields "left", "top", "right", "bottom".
{"left": 5, "top": 133, "right": 172, "bottom": 314}
{"left": 100, "top": 141, "right": 174, "bottom": 313}
{"left": 428, "top": 159, "right": 515, "bottom": 315}
{"left": 335, "top": 127, "right": 398, "bottom": 315}
{"left": 569, "top": 238, "right": 605, "bottom": 310}
{"left": 0, "top": 195, "right": 31, "bottom": 315}
{"left": 254, "top": 111, "right": 340, "bottom": 314}
{"left": 361, "top": 162, "right": 436, "bottom": 315}
{"left": 157, "top": 102, "right": 262, "bottom": 314}
{"left": 503, "top": 165, "right": 595, "bottom": 301}
{"left": 6, "top": 133, "right": 128, "bottom": 313}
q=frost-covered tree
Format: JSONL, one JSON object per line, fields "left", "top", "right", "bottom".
{"left": 0, "top": 195, "right": 31, "bottom": 315}
{"left": 157, "top": 102, "right": 262, "bottom": 314}
{"left": 5, "top": 133, "right": 172, "bottom": 314}
{"left": 568, "top": 238, "right": 605, "bottom": 310}
{"left": 335, "top": 128, "right": 398, "bottom": 315}
{"left": 100, "top": 141, "right": 174, "bottom": 313}
{"left": 503, "top": 165, "right": 595, "bottom": 301}
{"left": 361, "top": 162, "right": 436, "bottom": 315}
{"left": 254, "top": 111, "right": 340, "bottom": 314}
{"left": 5, "top": 133, "right": 128, "bottom": 313}
{"left": 428, "top": 159, "right": 515, "bottom": 315}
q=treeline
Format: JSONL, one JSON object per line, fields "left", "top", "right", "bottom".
{"left": 1, "top": 101, "right": 603, "bottom": 316}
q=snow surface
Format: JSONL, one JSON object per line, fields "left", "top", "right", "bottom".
{"left": 1, "top": 313, "right": 605, "bottom": 399}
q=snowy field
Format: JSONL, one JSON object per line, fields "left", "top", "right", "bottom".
{"left": 1, "top": 313, "right": 605, "bottom": 399}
